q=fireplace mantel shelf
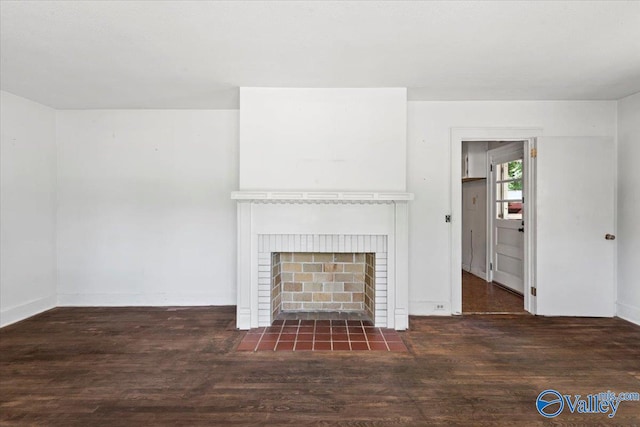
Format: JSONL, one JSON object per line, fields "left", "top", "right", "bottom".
{"left": 231, "top": 191, "right": 414, "bottom": 203}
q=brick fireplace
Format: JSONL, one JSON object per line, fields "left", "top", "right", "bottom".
{"left": 232, "top": 192, "right": 412, "bottom": 330}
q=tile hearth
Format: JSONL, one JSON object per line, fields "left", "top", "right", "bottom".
{"left": 237, "top": 319, "right": 407, "bottom": 352}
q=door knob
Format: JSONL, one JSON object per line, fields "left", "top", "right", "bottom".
{"left": 605, "top": 234, "right": 616, "bottom": 240}
{"left": 518, "top": 227, "right": 524, "bottom": 233}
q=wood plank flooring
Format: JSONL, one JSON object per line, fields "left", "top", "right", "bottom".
{"left": 462, "top": 270, "right": 527, "bottom": 313}
{"left": 1, "top": 307, "right": 639, "bottom": 426}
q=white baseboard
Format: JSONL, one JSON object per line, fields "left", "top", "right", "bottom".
{"left": 616, "top": 302, "right": 640, "bottom": 326}
{"left": 462, "top": 264, "right": 487, "bottom": 281}
{"left": 394, "top": 308, "right": 409, "bottom": 331}
{"left": 470, "top": 266, "right": 487, "bottom": 281}
{"left": 1, "top": 295, "right": 56, "bottom": 328}
{"left": 57, "top": 293, "right": 235, "bottom": 307}
{"left": 236, "top": 308, "right": 252, "bottom": 330}
{"left": 409, "top": 300, "right": 451, "bottom": 316}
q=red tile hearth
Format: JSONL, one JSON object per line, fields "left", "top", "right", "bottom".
{"left": 237, "top": 319, "right": 408, "bottom": 352}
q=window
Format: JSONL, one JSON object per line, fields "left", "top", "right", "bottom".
{"left": 495, "top": 159, "right": 523, "bottom": 220}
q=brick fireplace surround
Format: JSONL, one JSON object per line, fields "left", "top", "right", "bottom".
{"left": 232, "top": 192, "right": 413, "bottom": 330}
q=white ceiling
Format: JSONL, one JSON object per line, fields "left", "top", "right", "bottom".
{"left": 1, "top": 1, "right": 639, "bottom": 109}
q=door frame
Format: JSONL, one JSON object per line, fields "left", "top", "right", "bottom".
{"left": 450, "top": 128, "right": 542, "bottom": 315}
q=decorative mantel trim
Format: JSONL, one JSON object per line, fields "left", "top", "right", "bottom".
{"left": 232, "top": 191, "right": 414, "bottom": 203}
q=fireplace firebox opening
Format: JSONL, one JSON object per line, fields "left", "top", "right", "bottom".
{"left": 271, "top": 252, "right": 375, "bottom": 323}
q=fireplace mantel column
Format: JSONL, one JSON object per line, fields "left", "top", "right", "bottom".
{"left": 393, "top": 201, "right": 410, "bottom": 330}
{"left": 236, "top": 200, "right": 254, "bottom": 329}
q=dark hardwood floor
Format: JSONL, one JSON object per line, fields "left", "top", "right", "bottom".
{"left": 462, "top": 270, "right": 527, "bottom": 314}
{"left": 1, "top": 307, "right": 639, "bottom": 426}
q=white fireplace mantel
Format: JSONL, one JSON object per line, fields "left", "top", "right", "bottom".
{"left": 233, "top": 191, "right": 413, "bottom": 330}
{"left": 231, "top": 191, "right": 414, "bottom": 203}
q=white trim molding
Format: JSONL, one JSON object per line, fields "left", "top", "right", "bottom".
{"left": 232, "top": 191, "right": 414, "bottom": 203}
{"left": 462, "top": 264, "right": 487, "bottom": 282}
{"left": 0, "top": 295, "right": 56, "bottom": 328}
{"left": 617, "top": 302, "right": 640, "bottom": 326}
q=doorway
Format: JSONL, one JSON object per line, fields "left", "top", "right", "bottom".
{"left": 450, "top": 127, "right": 542, "bottom": 316}
{"left": 461, "top": 140, "right": 527, "bottom": 313}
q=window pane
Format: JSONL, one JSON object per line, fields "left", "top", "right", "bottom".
{"left": 497, "top": 160, "right": 523, "bottom": 186}
{"left": 508, "top": 178, "right": 523, "bottom": 192}
{"left": 496, "top": 182, "right": 522, "bottom": 201}
{"left": 496, "top": 201, "right": 522, "bottom": 220}
{"left": 507, "top": 160, "right": 523, "bottom": 181}
{"left": 506, "top": 202, "right": 523, "bottom": 220}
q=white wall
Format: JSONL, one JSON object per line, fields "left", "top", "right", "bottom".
{"left": 0, "top": 96, "right": 622, "bottom": 322}
{"left": 56, "top": 110, "right": 238, "bottom": 306}
{"left": 616, "top": 92, "right": 640, "bottom": 325}
{"left": 462, "top": 180, "right": 487, "bottom": 278}
{"left": 407, "top": 101, "right": 616, "bottom": 314}
{"left": 239, "top": 88, "right": 407, "bottom": 191}
{"left": 1, "top": 91, "right": 57, "bottom": 326}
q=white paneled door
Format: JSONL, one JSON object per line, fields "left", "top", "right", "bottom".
{"left": 488, "top": 143, "right": 526, "bottom": 294}
{"left": 535, "top": 137, "right": 615, "bottom": 317}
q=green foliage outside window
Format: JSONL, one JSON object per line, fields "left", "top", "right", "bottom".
{"left": 508, "top": 161, "right": 522, "bottom": 191}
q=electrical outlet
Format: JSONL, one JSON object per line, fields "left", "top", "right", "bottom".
{"left": 434, "top": 304, "right": 445, "bottom": 311}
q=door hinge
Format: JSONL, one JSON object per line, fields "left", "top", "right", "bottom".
{"left": 530, "top": 148, "right": 537, "bottom": 158}
{"left": 490, "top": 164, "right": 493, "bottom": 172}
{"left": 531, "top": 287, "right": 537, "bottom": 296}
{"left": 489, "top": 262, "right": 493, "bottom": 270}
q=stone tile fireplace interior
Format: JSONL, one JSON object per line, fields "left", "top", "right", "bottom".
{"left": 270, "top": 252, "right": 376, "bottom": 324}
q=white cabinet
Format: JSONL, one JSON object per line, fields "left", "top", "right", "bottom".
{"left": 462, "top": 141, "right": 488, "bottom": 180}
